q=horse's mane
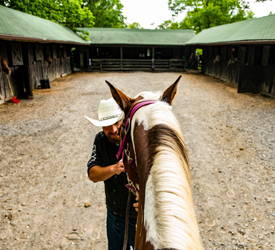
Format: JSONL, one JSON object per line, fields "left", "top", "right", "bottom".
{"left": 132, "top": 91, "right": 202, "bottom": 250}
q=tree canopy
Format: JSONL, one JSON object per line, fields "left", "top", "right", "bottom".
{"left": 127, "top": 22, "right": 143, "bottom": 29}
{"left": 168, "top": 0, "right": 254, "bottom": 33}
{"left": 0, "top": 0, "right": 94, "bottom": 30}
{"left": 83, "top": 0, "right": 126, "bottom": 28}
{"left": 0, "top": 0, "right": 128, "bottom": 29}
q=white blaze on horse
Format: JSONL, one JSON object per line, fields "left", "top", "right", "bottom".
{"left": 106, "top": 76, "right": 203, "bottom": 250}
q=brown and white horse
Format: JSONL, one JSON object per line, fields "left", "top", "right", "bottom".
{"left": 106, "top": 76, "right": 203, "bottom": 250}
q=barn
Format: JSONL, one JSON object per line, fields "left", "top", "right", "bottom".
{"left": 185, "top": 14, "right": 275, "bottom": 99}
{"left": 0, "top": 5, "right": 89, "bottom": 105}
{"left": 76, "top": 28, "right": 195, "bottom": 72}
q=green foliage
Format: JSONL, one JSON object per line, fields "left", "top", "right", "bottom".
{"left": 83, "top": 0, "right": 126, "bottom": 28}
{"left": 168, "top": 0, "right": 255, "bottom": 33}
{"left": 127, "top": 22, "right": 143, "bottom": 29}
{"left": 196, "top": 48, "right": 203, "bottom": 56}
{"left": 157, "top": 19, "right": 191, "bottom": 29}
{"left": 157, "top": 20, "right": 179, "bottom": 29}
{"left": 0, "top": 0, "right": 94, "bottom": 30}
{"left": 77, "top": 30, "right": 91, "bottom": 41}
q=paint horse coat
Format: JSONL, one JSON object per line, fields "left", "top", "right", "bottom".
{"left": 106, "top": 76, "right": 203, "bottom": 250}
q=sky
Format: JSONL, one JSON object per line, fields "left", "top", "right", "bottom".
{"left": 120, "top": 0, "right": 275, "bottom": 29}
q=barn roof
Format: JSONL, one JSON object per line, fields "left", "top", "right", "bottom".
{"left": 0, "top": 5, "right": 89, "bottom": 45}
{"left": 186, "top": 14, "right": 275, "bottom": 46}
{"left": 78, "top": 28, "right": 196, "bottom": 46}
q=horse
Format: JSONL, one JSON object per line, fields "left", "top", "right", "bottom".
{"left": 106, "top": 76, "right": 203, "bottom": 250}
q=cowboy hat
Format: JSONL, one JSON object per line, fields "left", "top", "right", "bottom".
{"left": 85, "top": 98, "right": 124, "bottom": 127}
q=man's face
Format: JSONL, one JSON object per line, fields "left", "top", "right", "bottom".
{"left": 103, "top": 119, "right": 122, "bottom": 144}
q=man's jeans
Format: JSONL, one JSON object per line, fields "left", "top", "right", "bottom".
{"left": 107, "top": 208, "right": 137, "bottom": 250}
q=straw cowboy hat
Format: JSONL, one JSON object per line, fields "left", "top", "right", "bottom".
{"left": 85, "top": 98, "right": 124, "bottom": 127}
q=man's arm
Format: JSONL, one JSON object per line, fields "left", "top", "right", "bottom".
{"left": 88, "top": 159, "right": 125, "bottom": 182}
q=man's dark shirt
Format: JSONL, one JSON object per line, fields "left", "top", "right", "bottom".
{"left": 87, "top": 131, "right": 137, "bottom": 218}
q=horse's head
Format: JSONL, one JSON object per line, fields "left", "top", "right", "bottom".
{"left": 45, "top": 55, "right": 52, "bottom": 65}
{"left": 106, "top": 75, "right": 181, "bottom": 114}
{"left": 105, "top": 76, "right": 182, "bottom": 187}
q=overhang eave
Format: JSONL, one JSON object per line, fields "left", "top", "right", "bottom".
{"left": 0, "top": 34, "right": 90, "bottom": 45}
{"left": 185, "top": 39, "right": 275, "bottom": 46}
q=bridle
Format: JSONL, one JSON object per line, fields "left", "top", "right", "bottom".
{"left": 117, "top": 100, "right": 181, "bottom": 250}
{"left": 117, "top": 100, "right": 156, "bottom": 250}
{"left": 116, "top": 100, "right": 156, "bottom": 193}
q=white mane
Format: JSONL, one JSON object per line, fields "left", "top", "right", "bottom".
{"left": 135, "top": 91, "right": 162, "bottom": 101}
{"left": 131, "top": 92, "right": 203, "bottom": 250}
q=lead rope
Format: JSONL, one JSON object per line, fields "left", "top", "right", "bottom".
{"left": 122, "top": 190, "right": 131, "bottom": 250}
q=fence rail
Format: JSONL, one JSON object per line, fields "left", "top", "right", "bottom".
{"left": 89, "top": 59, "right": 185, "bottom": 72}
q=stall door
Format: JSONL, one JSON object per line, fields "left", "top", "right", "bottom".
{"left": 238, "top": 65, "right": 263, "bottom": 93}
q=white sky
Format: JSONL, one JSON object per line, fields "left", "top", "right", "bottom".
{"left": 120, "top": 0, "right": 275, "bottom": 29}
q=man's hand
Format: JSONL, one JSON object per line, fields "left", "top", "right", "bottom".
{"left": 133, "top": 193, "right": 139, "bottom": 212}
{"left": 113, "top": 159, "right": 125, "bottom": 175}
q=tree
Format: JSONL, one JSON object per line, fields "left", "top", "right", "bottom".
{"left": 168, "top": 0, "right": 254, "bottom": 33}
{"left": 157, "top": 19, "right": 191, "bottom": 29}
{"left": 0, "top": 0, "right": 94, "bottom": 30}
{"left": 83, "top": 0, "right": 126, "bottom": 28}
{"left": 127, "top": 22, "right": 143, "bottom": 29}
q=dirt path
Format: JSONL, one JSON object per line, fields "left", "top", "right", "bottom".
{"left": 0, "top": 72, "right": 274, "bottom": 250}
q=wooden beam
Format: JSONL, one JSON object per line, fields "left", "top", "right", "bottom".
{"left": 120, "top": 47, "right": 123, "bottom": 70}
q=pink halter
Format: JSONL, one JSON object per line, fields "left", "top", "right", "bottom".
{"left": 116, "top": 100, "right": 156, "bottom": 194}
{"left": 116, "top": 100, "right": 157, "bottom": 161}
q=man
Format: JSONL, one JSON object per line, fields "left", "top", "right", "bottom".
{"left": 85, "top": 98, "right": 138, "bottom": 250}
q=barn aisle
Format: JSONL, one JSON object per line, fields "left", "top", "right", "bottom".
{"left": 0, "top": 72, "right": 274, "bottom": 249}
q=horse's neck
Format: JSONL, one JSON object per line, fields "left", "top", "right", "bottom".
{"left": 132, "top": 121, "right": 203, "bottom": 250}
{"left": 132, "top": 122, "right": 152, "bottom": 250}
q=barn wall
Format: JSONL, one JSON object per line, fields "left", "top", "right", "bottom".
{"left": 260, "top": 45, "right": 275, "bottom": 98}
{"left": 0, "top": 40, "right": 74, "bottom": 104}
{"left": 201, "top": 45, "right": 239, "bottom": 84}
{"left": 200, "top": 44, "right": 275, "bottom": 99}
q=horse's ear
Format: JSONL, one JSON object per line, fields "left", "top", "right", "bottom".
{"left": 105, "top": 80, "right": 132, "bottom": 112}
{"left": 161, "top": 75, "right": 181, "bottom": 105}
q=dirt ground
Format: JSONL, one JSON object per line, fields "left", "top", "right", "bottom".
{"left": 0, "top": 72, "right": 274, "bottom": 250}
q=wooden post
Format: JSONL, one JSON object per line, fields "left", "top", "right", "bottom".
{"left": 247, "top": 45, "right": 255, "bottom": 66}
{"left": 262, "top": 45, "right": 270, "bottom": 67}
{"left": 120, "top": 47, "right": 123, "bottom": 70}
{"left": 86, "top": 47, "right": 89, "bottom": 71}
{"left": 152, "top": 47, "right": 155, "bottom": 70}
{"left": 26, "top": 44, "right": 34, "bottom": 96}
{"left": 0, "top": 40, "right": 6, "bottom": 104}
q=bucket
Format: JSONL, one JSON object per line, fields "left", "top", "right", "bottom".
{"left": 40, "top": 79, "right": 51, "bottom": 89}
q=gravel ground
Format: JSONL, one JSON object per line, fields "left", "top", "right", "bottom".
{"left": 0, "top": 72, "right": 274, "bottom": 250}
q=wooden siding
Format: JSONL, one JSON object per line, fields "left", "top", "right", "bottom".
{"left": 200, "top": 45, "right": 275, "bottom": 99}
{"left": 0, "top": 41, "right": 73, "bottom": 104}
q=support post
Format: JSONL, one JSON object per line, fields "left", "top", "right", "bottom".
{"left": 120, "top": 47, "right": 123, "bottom": 70}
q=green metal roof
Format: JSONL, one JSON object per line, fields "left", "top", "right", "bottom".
{"left": 78, "top": 28, "right": 196, "bottom": 46}
{"left": 186, "top": 14, "right": 275, "bottom": 45}
{"left": 0, "top": 5, "right": 89, "bottom": 45}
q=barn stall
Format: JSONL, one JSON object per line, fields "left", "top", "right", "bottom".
{"left": 0, "top": 6, "right": 89, "bottom": 105}
{"left": 185, "top": 14, "right": 275, "bottom": 99}
{"left": 76, "top": 28, "right": 195, "bottom": 72}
